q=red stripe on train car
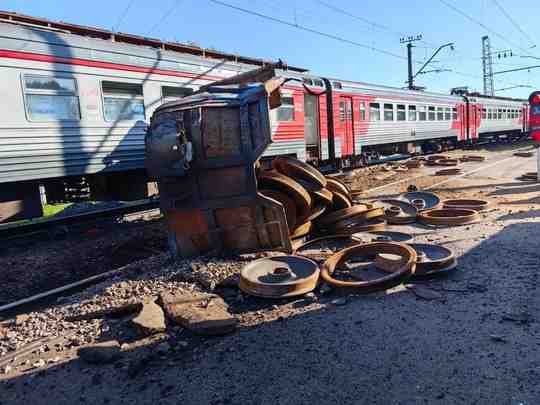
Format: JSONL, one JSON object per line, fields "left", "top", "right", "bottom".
{"left": 0, "top": 49, "right": 223, "bottom": 81}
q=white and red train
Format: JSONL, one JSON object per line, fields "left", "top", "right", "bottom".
{"left": 0, "top": 11, "right": 529, "bottom": 222}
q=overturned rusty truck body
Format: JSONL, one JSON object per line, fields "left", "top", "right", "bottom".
{"left": 145, "top": 74, "right": 292, "bottom": 257}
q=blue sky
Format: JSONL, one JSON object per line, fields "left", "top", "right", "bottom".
{"left": 3, "top": 0, "right": 540, "bottom": 98}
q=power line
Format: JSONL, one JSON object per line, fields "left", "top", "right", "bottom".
{"left": 208, "top": 0, "right": 408, "bottom": 61}
{"left": 491, "top": 0, "right": 535, "bottom": 48}
{"left": 113, "top": 0, "right": 135, "bottom": 32}
{"left": 314, "top": 0, "right": 439, "bottom": 50}
{"left": 147, "top": 0, "right": 182, "bottom": 36}
{"left": 438, "top": 0, "right": 530, "bottom": 54}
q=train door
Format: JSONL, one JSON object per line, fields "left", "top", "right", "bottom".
{"left": 304, "top": 93, "right": 320, "bottom": 159}
{"left": 339, "top": 96, "right": 354, "bottom": 156}
{"left": 458, "top": 104, "right": 466, "bottom": 141}
{"left": 469, "top": 104, "right": 478, "bottom": 140}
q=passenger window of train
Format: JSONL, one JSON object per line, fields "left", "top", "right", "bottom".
{"left": 428, "top": 106, "right": 436, "bottom": 121}
{"left": 102, "top": 81, "right": 145, "bottom": 121}
{"left": 487, "top": 109, "right": 492, "bottom": 119}
{"left": 359, "top": 101, "right": 366, "bottom": 120}
{"left": 397, "top": 105, "right": 406, "bottom": 121}
{"left": 497, "top": 109, "right": 502, "bottom": 119}
{"left": 482, "top": 108, "right": 486, "bottom": 119}
{"left": 418, "top": 106, "right": 427, "bottom": 121}
{"left": 445, "top": 108, "right": 451, "bottom": 120}
{"left": 408, "top": 106, "right": 417, "bottom": 121}
{"left": 452, "top": 107, "right": 457, "bottom": 120}
{"left": 436, "top": 107, "right": 444, "bottom": 121}
{"left": 384, "top": 104, "right": 394, "bottom": 121}
{"left": 277, "top": 96, "right": 295, "bottom": 121}
{"left": 369, "top": 103, "right": 380, "bottom": 121}
{"left": 23, "top": 75, "right": 80, "bottom": 121}
{"left": 161, "top": 86, "right": 193, "bottom": 102}
{"left": 339, "top": 101, "right": 346, "bottom": 122}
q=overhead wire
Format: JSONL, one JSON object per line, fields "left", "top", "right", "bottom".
{"left": 146, "top": 0, "right": 182, "bottom": 36}
{"left": 208, "top": 0, "right": 409, "bottom": 61}
{"left": 491, "top": 0, "right": 535, "bottom": 48}
{"left": 113, "top": 0, "right": 135, "bottom": 32}
{"left": 437, "top": 0, "right": 531, "bottom": 54}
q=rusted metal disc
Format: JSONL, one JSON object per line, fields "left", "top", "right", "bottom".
{"left": 294, "top": 235, "right": 360, "bottom": 262}
{"left": 331, "top": 217, "right": 386, "bottom": 234}
{"left": 312, "top": 188, "right": 334, "bottom": 206}
{"left": 435, "top": 168, "right": 461, "bottom": 176}
{"left": 272, "top": 156, "right": 327, "bottom": 188}
{"left": 401, "top": 191, "right": 441, "bottom": 211}
{"left": 376, "top": 199, "right": 418, "bottom": 224}
{"left": 298, "top": 203, "right": 326, "bottom": 223}
{"left": 442, "top": 199, "right": 489, "bottom": 211}
{"left": 514, "top": 151, "right": 534, "bottom": 158}
{"left": 405, "top": 160, "right": 423, "bottom": 169}
{"left": 427, "top": 155, "right": 450, "bottom": 161}
{"left": 375, "top": 243, "right": 457, "bottom": 279}
{"left": 325, "top": 177, "right": 351, "bottom": 196}
{"left": 316, "top": 204, "right": 370, "bottom": 228}
{"left": 351, "top": 231, "right": 413, "bottom": 243}
{"left": 418, "top": 208, "right": 479, "bottom": 226}
{"left": 239, "top": 255, "right": 320, "bottom": 298}
{"left": 461, "top": 155, "right": 486, "bottom": 162}
{"left": 260, "top": 189, "right": 297, "bottom": 230}
{"left": 258, "top": 171, "right": 312, "bottom": 218}
{"left": 321, "top": 242, "right": 416, "bottom": 292}
{"left": 331, "top": 191, "right": 353, "bottom": 210}
{"left": 290, "top": 221, "right": 312, "bottom": 239}
{"left": 434, "top": 158, "right": 459, "bottom": 166}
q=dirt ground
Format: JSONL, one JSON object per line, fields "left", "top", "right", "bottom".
{"left": 1, "top": 144, "right": 540, "bottom": 404}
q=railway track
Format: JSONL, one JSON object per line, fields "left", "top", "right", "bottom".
{"left": 0, "top": 198, "right": 160, "bottom": 241}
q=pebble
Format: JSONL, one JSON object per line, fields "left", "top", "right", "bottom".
{"left": 2, "top": 365, "right": 13, "bottom": 374}
{"left": 32, "top": 359, "right": 46, "bottom": 368}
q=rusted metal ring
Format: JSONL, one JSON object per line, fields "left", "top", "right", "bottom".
{"left": 293, "top": 235, "right": 360, "bottom": 262}
{"left": 434, "top": 158, "right": 459, "bottom": 166}
{"left": 377, "top": 199, "right": 418, "bottom": 224}
{"left": 418, "top": 208, "right": 479, "bottom": 226}
{"left": 401, "top": 191, "right": 441, "bottom": 211}
{"left": 258, "top": 171, "right": 312, "bottom": 218}
{"left": 331, "top": 218, "right": 387, "bottom": 234}
{"left": 435, "top": 168, "right": 461, "bottom": 176}
{"left": 331, "top": 191, "right": 353, "bottom": 210}
{"left": 239, "top": 255, "right": 320, "bottom": 298}
{"left": 272, "top": 156, "right": 327, "bottom": 188}
{"left": 331, "top": 207, "right": 385, "bottom": 227}
{"left": 260, "top": 189, "right": 297, "bottom": 231}
{"left": 316, "top": 204, "right": 369, "bottom": 227}
{"left": 321, "top": 242, "right": 416, "bottom": 292}
{"left": 514, "top": 151, "right": 534, "bottom": 158}
{"left": 461, "top": 155, "right": 486, "bottom": 162}
{"left": 325, "top": 177, "right": 351, "bottom": 196}
{"left": 442, "top": 199, "right": 489, "bottom": 211}
{"left": 290, "top": 221, "right": 313, "bottom": 239}
{"left": 312, "top": 188, "right": 334, "bottom": 206}
{"left": 427, "top": 155, "right": 450, "bottom": 161}
{"left": 298, "top": 203, "right": 327, "bottom": 223}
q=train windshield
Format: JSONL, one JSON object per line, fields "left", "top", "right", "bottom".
{"left": 532, "top": 105, "right": 540, "bottom": 115}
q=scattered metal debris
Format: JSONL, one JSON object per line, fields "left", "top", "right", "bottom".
{"left": 401, "top": 191, "right": 441, "bottom": 211}
{"left": 418, "top": 208, "right": 479, "bottom": 226}
{"left": 442, "top": 199, "right": 489, "bottom": 212}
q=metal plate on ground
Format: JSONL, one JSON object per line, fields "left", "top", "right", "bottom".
{"left": 239, "top": 255, "right": 320, "bottom": 298}
{"left": 401, "top": 191, "right": 441, "bottom": 211}
{"left": 407, "top": 243, "right": 458, "bottom": 278}
{"left": 351, "top": 230, "right": 413, "bottom": 243}
{"left": 418, "top": 208, "right": 478, "bottom": 226}
{"left": 442, "top": 199, "right": 489, "bottom": 211}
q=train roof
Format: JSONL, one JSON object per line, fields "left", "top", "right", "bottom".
{"left": 0, "top": 10, "right": 307, "bottom": 73}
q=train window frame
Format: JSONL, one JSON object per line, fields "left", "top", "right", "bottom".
{"left": 101, "top": 80, "right": 146, "bottom": 122}
{"left": 481, "top": 108, "right": 486, "bottom": 119}
{"left": 332, "top": 81, "right": 342, "bottom": 89}
{"left": 487, "top": 108, "right": 492, "bottom": 120}
{"left": 452, "top": 107, "right": 457, "bottom": 120}
{"left": 359, "top": 101, "right": 366, "bottom": 120}
{"left": 369, "top": 102, "right": 381, "bottom": 121}
{"left": 497, "top": 109, "right": 502, "bottom": 120}
{"left": 436, "top": 107, "right": 444, "bottom": 121}
{"left": 383, "top": 103, "right": 394, "bottom": 121}
{"left": 396, "top": 104, "right": 406, "bottom": 121}
{"left": 418, "top": 106, "right": 427, "bottom": 121}
{"left": 276, "top": 95, "right": 295, "bottom": 122}
{"left": 22, "top": 74, "right": 81, "bottom": 122}
{"left": 408, "top": 105, "right": 417, "bottom": 121}
{"left": 444, "top": 107, "right": 451, "bottom": 120}
{"left": 313, "top": 79, "right": 324, "bottom": 87}
{"left": 339, "top": 100, "right": 346, "bottom": 122}
{"left": 161, "top": 86, "right": 194, "bottom": 103}
{"left": 428, "top": 106, "right": 436, "bottom": 121}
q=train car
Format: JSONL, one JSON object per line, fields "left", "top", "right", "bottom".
{"left": 0, "top": 12, "right": 306, "bottom": 222}
{"left": 0, "top": 11, "right": 529, "bottom": 223}
{"left": 467, "top": 94, "right": 528, "bottom": 142}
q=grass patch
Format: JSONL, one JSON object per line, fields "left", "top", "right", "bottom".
{"left": 43, "top": 203, "right": 72, "bottom": 217}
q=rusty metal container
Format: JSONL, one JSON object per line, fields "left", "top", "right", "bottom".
{"left": 146, "top": 84, "right": 291, "bottom": 257}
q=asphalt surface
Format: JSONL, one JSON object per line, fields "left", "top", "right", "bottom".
{"left": 1, "top": 146, "right": 540, "bottom": 405}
